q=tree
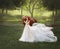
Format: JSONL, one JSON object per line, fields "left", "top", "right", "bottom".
{"left": 23, "top": 0, "right": 42, "bottom": 17}
{"left": 42, "top": 0, "right": 60, "bottom": 15}
{"left": 42, "top": 0, "right": 60, "bottom": 30}
{"left": 0, "top": 0, "right": 26, "bottom": 14}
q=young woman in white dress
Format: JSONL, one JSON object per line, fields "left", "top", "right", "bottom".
{"left": 19, "top": 16, "right": 57, "bottom": 42}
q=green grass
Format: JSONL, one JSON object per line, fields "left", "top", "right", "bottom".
{"left": 0, "top": 14, "right": 22, "bottom": 21}
{"left": 0, "top": 13, "right": 60, "bottom": 49}
{"left": 0, "top": 21, "right": 60, "bottom": 49}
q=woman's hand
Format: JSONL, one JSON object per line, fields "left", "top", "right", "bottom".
{"left": 24, "top": 18, "right": 30, "bottom": 25}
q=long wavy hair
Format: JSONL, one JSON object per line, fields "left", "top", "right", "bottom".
{"left": 22, "top": 16, "right": 37, "bottom": 26}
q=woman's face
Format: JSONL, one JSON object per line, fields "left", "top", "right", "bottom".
{"left": 22, "top": 16, "right": 37, "bottom": 26}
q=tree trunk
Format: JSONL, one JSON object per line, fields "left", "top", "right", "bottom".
{"left": 31, "top": 11, "right": 33, "bottom": 18}
{"left": 21, "top": 8, "right": 23, "bottom": 16}
{"left": 53, "top": 11, "right": 55, "bottom": 16}
{"left": 55, "top": 9, "right": 58, "bottom": 15}
{"left": 2, "top": 8, "right": 4, "bottom": 14}
{"left": 31, "top": 8, "right": 34, "bottom": 18}
{"left": 6, "top": 9, "right": 8, "bottom": 14}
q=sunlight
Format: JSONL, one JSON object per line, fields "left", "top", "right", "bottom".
{"left": 8, "top": 10, "right": 30, "bottom": 16}
{"left": 8, "top": 10, "right": 20, "bottom": 15}
{"left": 8, "top": 10, "right": 52, "bottom": 17}
{"left": 42, "top": 11, "right": 52, "bottom": 17}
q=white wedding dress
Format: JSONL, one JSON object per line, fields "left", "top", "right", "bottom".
{"left": 19, "top": 21, "right": 57, "bottom": 42}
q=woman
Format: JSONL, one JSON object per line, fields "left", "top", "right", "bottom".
{"left": 19, "top": 16, "right": 57, "bottom": 42}
{"left": 22, "top": 16, "right": 37, "bottom": 26}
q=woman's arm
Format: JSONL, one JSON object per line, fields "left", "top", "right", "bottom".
{"left": 24, "top": 18, "right": 30, "bottom": 25}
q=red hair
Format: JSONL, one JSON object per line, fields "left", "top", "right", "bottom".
{"left": 22, "top": 16, "right": 37, "bottom": 26}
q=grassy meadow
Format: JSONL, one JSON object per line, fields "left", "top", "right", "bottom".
{"left": 0, "top": 10, "right": 60, "bottom": 49}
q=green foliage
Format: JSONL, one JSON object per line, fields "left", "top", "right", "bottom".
{"left": 0, "top": 0, "right": 26, "bottom": 9}
{"left": 42, "top": 0, "right": 60, "bottom": 10}
{"left": 12, "top": 0, "right": 26, "bottom": 7}
{"left": 21, "top": 0, "right": 43, "bottom": 17}
{"left": 0, "top": 0, "right": 14, "bottom": 9}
